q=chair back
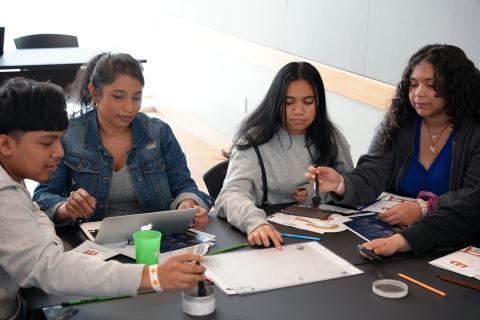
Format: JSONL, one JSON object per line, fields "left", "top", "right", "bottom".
{"left": 202, "top": 159, "right": 229, "bottom": 199}
{"left": 14, "top": 34, "right": 78, "bottom": 49}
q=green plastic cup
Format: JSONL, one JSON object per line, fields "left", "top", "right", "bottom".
{"left": 133, "top": 230, "right": 162, "bottom": 265}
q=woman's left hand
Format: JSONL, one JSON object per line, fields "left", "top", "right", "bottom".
{"left": 361, "top": 234, "right": 411, "bottom": 258}
{"left": 177, "top": 198, "right": 209, "bottom": 230}
{"left": 292, "top": 187, "right": 308, "bottom": 203}
{"left": 378, "top": 201, "right": 422, "bottom": 226}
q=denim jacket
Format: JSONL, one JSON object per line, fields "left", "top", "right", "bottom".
{"left": 33, "top": 109, "right": 212, "bottom": 221}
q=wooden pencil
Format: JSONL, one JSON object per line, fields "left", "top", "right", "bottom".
{"left": 398, "top": 273, "right": 446, "bottom": 297}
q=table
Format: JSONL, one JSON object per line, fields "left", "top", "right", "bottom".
{"left": 25, "top": 212, "right": 479, "bottom": 320}
{"left": 0, "top": 48, "right": 146, "bottom": 88}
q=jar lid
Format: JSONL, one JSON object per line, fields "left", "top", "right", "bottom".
{"left": 372, "top": 279, "right": 408, "bottom": 298}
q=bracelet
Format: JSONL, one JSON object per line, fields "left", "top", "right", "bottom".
{"left": 417, "top": 191, "right": 439, "bottom": 213}
{"left": 335, "top": 175, "right": 344, "bottom": 193}
{"left": 148, "top": 264, "right": 163, "bottom": 292}
{"left": 416, "top": 199, "right": 428, "bottom": 217}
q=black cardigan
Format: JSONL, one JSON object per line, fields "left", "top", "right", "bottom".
{"left": 401, "top": 185, "right": 480, "bottom": 255}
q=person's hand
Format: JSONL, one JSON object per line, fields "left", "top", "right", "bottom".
{"left": 360, "top": 234, "right": 411, "bottom": 257}
{"left": 304, "top": 166, "right": 343, "bottom": 195}
{"left": 378, "top": 201, "right": 422, "bottom": 226}
{"left": 156, "top": 253, "right": 205, "bottom": 291}
{"left": 177, "top": 198, "right": 209, "bottom": 230}
{"left": 293, "top": 187, "right": 308, "bottom": 203}
{"left": 247, "top": 224, "right": 283, "bottom": 250}
{"left": 55, "top": 188, "right": 96, "bottom": 222}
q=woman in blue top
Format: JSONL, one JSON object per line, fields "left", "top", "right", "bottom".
{"left": 33, "top": 53, "right": 212, "bottom": 228}
{"left": 306, "top": 44, "right": 480, "bottom": 226}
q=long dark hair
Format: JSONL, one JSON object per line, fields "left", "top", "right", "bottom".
{"left": 231, "top": 61, "right": 339, "bottom": 166}
{"left": 380, "top": 44, "right": 480, "bottom": 150}
{"left": 66, "top": 52, "right": 144, "bottom": 114}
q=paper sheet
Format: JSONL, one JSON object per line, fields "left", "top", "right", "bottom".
{"left": 71, "top": 240, "right": 120, "bottom": 260}
{"left": 360, "top": 192, "right": 415, "bottom": 213}
{"left": 203, "top": 242, "right": 363, "bottom": 295}
{"left": 429, "top": 246, "right": 480, "bottom": 279}
{"left": 267, "top": 212, "right": 348, "bottom": 234}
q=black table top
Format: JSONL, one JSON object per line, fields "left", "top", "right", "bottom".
{"left": 0, "top": 48, "right": 146, "bottom": 70}
{"left": 25, "top": 211, "right": 480, "bottom": 320}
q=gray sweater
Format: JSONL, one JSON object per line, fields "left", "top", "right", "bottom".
{"left": 216, "top": 128, "right": 353, "bottom": 234}
{"left": 0, "top": 166, "right": 144, "bottom": 320}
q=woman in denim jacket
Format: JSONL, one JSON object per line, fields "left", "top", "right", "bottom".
{"left": 33, "top": 53, "right": 212, "bottom": 228}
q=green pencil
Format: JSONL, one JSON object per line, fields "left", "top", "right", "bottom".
{"left": 63, "top": 295, "right": 127, "bottom": 306}
{"left": 51, "top": 291, "right": 154, "bottom": 308}
{"left": 207, "top": 242, "right": 248, "bottom": 255}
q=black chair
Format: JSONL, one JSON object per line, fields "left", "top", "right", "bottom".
{"left": 14, "top": 33, "right": 78, "bottom": 49}
{"left": 11, "top": 34, "right": 79, "bottom": 88}
{"left": 202, "top": 159, "right": 229, "bottom": 199}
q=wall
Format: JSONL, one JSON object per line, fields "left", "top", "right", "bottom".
{"left": 3, "top": 1, "right": 478, "bottom": 164}
{"left": 157, "top": 0, "right": 480, "bottom": 84}
{"left": 150, "top": 1, "right": 479, "bottom": 163}
{"left": 148, "top": 13, "right": 385, "bottom": 163}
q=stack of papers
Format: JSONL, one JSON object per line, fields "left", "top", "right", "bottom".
{"left": 72, "top": 229, "right": 215, "bottom": 261}
{"left": 359, "top": 192, "right": 415, "bottom": 213}
{"left": 429, "top": 246, "right": 480, "bottom": 280}
{"left": 203, "top": 242, "right": 363, "bottom": 295}
{"left": 267, "top": 192, "right": 410, "bottom": 239}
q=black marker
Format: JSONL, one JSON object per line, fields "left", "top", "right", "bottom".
{"left": 196, "top": 244, "right": 207, "bottom": 297}
{"left": 197, "top": 261, "right": 207, "bottom": 297}
{"left": 312, "top": 164, "right": 321, "bottom": 208}
{"left": 357, "top": 244, "right": 382, "bottom": 261}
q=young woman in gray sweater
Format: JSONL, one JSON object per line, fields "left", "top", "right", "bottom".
{"left": 216, "top": 62, "right": 353, "bottom": 249}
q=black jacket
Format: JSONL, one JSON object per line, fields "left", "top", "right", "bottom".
{"left": 401, "top": 185, "right": 480, "bottom": 255}
{"left": 336, "top": 118, "right": 480, "bottom": 208}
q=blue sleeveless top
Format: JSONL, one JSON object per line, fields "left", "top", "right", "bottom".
{"left": 398, "top": 119, "right": 455, "bottom": 197}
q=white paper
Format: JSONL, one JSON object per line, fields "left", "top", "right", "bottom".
{"left": 203, "top": 242, "right": 363, "bottom": 295}
{"left": 72, "top": 240, "right": 120, "bottom": 260}
{"left": 267, "top": 212, "right": 348, "bottom": 234}
{"left": 429, "top": 246, "right": 480, "bottom": 278}
{"left": 317, "top": 203, "right": 359, "bottom": 214}
{"left": 360, "top": 192, "right": 415, "bottom": 213}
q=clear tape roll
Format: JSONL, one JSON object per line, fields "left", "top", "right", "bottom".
{"left": 372, "top": 279, "right": 408, "bottom": 298}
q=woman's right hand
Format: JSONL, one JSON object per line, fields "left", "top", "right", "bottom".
{"left": 55, "top": 188, "right": 96, "bottom": 221}
{"left": 248, "top": 224, "right": 283, "bottom": 250}
{"left": 305, "top": 166, "right": 343, "bottom": 194}
{"left": 156, "top": 253, "right": 205, "bottom": 291}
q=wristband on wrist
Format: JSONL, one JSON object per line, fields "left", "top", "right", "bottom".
{"left": 148, "top": 264, "right": 163, "bottom": 292}
{"left": 416, "top": 199, "right": 428, "bottom": 217}
{"left": 335, "top": 175, "right": 344, "bottom": 193}
{"left": 417, "top": 191, "right": 438, "bottom": 213}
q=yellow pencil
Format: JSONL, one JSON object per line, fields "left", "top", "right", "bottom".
{"left": 398, "top": 273, "right": 446, "bottom": 297}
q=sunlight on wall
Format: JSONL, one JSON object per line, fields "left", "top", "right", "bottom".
{"left": 1, "top": 0, "right": 156, "bottom": 51}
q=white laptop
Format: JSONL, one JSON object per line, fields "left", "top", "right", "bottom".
{"left": 79, "top": 208, "right": 197, "bottom": 245}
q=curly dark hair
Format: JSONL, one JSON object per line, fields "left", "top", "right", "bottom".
{"left": 229, "top": 61, "right": 340, "bottom": 166}
{"left": 380, "top": 44, "right": 480, "bottom": 150}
